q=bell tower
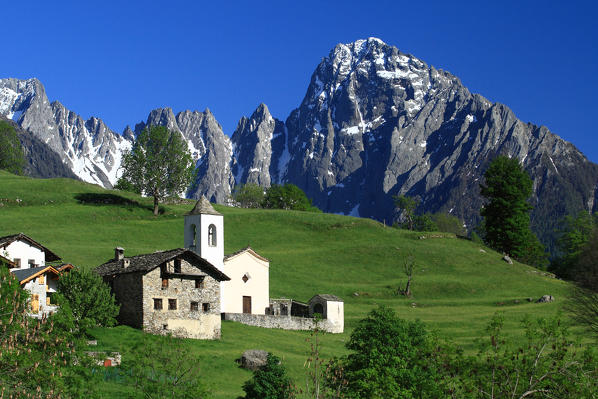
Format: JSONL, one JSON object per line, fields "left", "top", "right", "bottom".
{"left": 184, "top": 196, "right": 224, "bottom": 271}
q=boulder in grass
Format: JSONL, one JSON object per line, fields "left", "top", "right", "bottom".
{"left": 240, "top": 350, "right": 269, "bottom": 370}
{"left": 536, "top": 295, "right": 554, "bottom": 303}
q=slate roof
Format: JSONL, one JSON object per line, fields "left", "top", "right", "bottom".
{"left": 12, "top": 265, "right": 59, "bottom": 284}
{"left": 94, "top": 248, "right": 230, "bottom": 281}
{"left": 0, "top": 233, "right": 61, "bottom": 262}
{"left": 310, "top": 294, "right": 344, "bottom": 302}
{"left": 223, "top": 246, "right": 269, "bottom": 263}
{"left": 186, "top": 196, "right": 222, "bottom": 216}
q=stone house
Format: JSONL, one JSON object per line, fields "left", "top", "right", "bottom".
{"left": 95, "top": 247, "right": 230, "bottom": 339}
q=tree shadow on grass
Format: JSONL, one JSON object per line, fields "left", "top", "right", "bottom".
{"left": 74, "top": 193, "right": 165, "bottom": 214}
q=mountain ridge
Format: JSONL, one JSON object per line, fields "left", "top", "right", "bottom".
{"left": 1, "top": 38, "right": 596, "bottom": 253}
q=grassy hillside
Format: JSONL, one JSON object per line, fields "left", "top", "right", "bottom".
{"left": 0, "top": 170, "right": 577, "bottom": 398}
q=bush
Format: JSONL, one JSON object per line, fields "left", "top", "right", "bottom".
{"left": 431, "top": 212, "right": 466, "bottom": 235}
{"left": 233, "top": 183, "right": 265, "bottom": 208}
{"left": 263, "top": 184, "right": 320, "bottom": 212}
{"left": 241, "top": 353, "right": 296, "bottom": 399}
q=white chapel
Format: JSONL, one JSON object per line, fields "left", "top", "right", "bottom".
{"left": 184, "top": 197, "right": 270, "bottom": 315}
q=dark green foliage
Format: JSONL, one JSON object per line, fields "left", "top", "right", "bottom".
{"left": 0, "top": 267, "right": 102, "bottom": 398}
{"left": 480, "top": 156, "right": 548, "bottom": 267}
{"left": 462, "top": 313, "right": 598, "bottom": 398}
{"left": 233, "top": 183, "right": 265, "bottom": 208}
{"left": 568, "top": 227, "right": 598, "bottom": 337}
{"left": 114, "top": 176, "right": 141, "bottom": 194}
{"left": 393, "top": 195, "right": 418, "bottom": 230}
{"left": 123, "top": 333, "right": 211, "bottom": 399}
{"left": 550, "top": 211, "right": 596, "bottom": 279}
{"left": 0, "top": 120, "right": 25, "bottom": 175}
{"left": 241, "top": 353, "right": 296, "bottom": 399}
{"left": 431, "top": 212, "right": 466, "bottom": 235}
{"left": 263, "top": 184, "right": 319, "bottom": 212}
{"left": 341, "top": 306, "right": 444, "bottom": 398}
{"left": 335, "top": 306, "right": 598, "bottom": 398}
{"left": 413, "top": 214, "right": 437, "bottom": 232}
{"left": 119, "top": 125, "right": 195, "bottom": 215}
{"left": 55, "top": 268, "right": 119, "bottom": 336}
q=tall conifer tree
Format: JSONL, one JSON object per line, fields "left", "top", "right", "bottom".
{"left": 480, "top": 156, "right": 547, "bottom": 266}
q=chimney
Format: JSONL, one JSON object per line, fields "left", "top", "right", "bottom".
{"left": 115, "top": 247, "right": 124, "bottom": 261}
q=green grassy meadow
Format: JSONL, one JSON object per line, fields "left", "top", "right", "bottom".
{"left": 0, "top": 170, "right": 578, "bottom": 398}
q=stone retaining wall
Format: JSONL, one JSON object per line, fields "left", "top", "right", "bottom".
{"left": 223, "top": 313, "right": 341, "bottom": 333}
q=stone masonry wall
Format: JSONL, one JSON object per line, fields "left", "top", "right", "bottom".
{"left": 142, "top": 258, "right": 222, "bottom": 339}
{"left": 223, "top": 313, "right": 342, "bottom": 333}
{"left": 108, "top": 272, "right": 143, "bottom": 328}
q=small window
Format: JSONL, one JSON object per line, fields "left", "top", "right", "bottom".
{"left": 195, "top": 279, "right": 204, "bottom": 289}
{"left": 38, "top": 274, "right": 45, "bottom": 284}
{"left": 28, "top": 259, "right": 35, "bottom": 268}
{"left": 190, "top": 301, "right": 199, "bottom": 311}
{"left": 202, "top": 303, "right": 210, "bottom": 312}
{"left": 168, "top": 299, "right": 177, "bottom": 310}
{"left": 14, "top": 258, "right": 21, "bottom": 268}
{"left": 208, "top": 224, "right": 217, "bottom": 247}
{"left": 162, "top": 324, "right": 168, "bottom": 330}
{"left": 154, "top": 298, "right": 163, "bottom": 310}
{"left": 242, "top": 273, "right": 250, "bottom": 283}
{"left": 162, "top": 278, "right": 168, "bottom": 289}
{"left": 174, "top": 259, "right": 181, "bottom": 274}
{"left": 191, "top": 224, "right": 197, "bottom": 247}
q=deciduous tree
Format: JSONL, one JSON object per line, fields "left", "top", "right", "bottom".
{"left": 118, "top": 125, "right": 195, "bottom": 216}
{"left": 55, "top": 268, "right": 119, "bottom": 336}
{"left": 233, "top": 183, "right": 265, "bottom": 208}
{"left": 340, "top": 306, "right": 444, "bottom": 398}
{"left": 263, "top": 184, "right": 319, "bottom": 212}
{"left": 393, "top": 195, "right": 418, "bottom": 230}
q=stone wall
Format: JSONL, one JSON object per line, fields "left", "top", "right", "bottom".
{"left": 141, "top": 258, "right": 222, "bottom": 339}
{"left": 223, "top": 312, "right": 342, "bottom": 333}
{"left": 108, "top": 272, "right": 143, "bottom": 328}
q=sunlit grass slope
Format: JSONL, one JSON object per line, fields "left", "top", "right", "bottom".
{"left": 0, "top": 171, "right": 574, "bottom": 398}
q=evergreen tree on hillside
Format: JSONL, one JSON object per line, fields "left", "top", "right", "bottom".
{"left": 0, "top": 120, "right": 25, "bottom": 175}
{"left": 480, "top": 156, "right": 547, "bottom": 267}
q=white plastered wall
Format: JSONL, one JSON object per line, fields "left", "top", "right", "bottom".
{"left": 324, "top": 301, "right": 344, "bottom": 334}
{"left": 184, "top": 214, "right": 224, "bottom": 270}
{"left": 222, "top": 251, "right": 269, "bottom": 314}
{"left": 5, "top": 240, "right": 45, "bottom": 271}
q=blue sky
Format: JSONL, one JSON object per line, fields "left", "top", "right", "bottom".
{"left": 4, "top": 1, "right": 597, "bottom": 161}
